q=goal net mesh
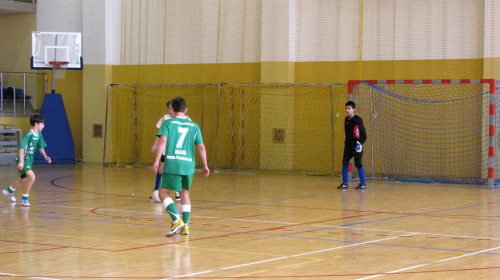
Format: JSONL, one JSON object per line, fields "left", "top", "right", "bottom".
{"left": 351, "top": 80, "right": 500, "bottom": 185}
{"left": 105, "top": 83, "right": 347, "bottom": 175}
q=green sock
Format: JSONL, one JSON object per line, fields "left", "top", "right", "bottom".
{"left": 181, "top": 204, "right": 191, "bottom": 226}
{"left": 182, "top": 212, "right": 190, "bottom": 226}
{"left": 165, "top": 203, "right": 180, "bottom": 222}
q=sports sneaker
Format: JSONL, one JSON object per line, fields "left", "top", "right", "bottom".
{"left": 337, "top": 183, "right": 348, "bottom": 189}
{"left": 149, "top": 190, "right": 161, "bottom": 203}
{"left": 181, "top": 225, "right": 189, "bottom": 235}
{"left": 175, "top": 192, "right": 180, "bottom": 201}
{"left": 355, "top": 183, "right": 366, "bottom": 190}
{"left": 166, "top": 219, "right": 185, "bottom": 237}
{"left": 21, "top": 198, "right": 30, "bottom": 207}
{"left": 3, "top": 189, "right": 16, "bottom": 202}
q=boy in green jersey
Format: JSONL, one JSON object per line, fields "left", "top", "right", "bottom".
{"left": 3, "top": 114, "right": 51, "bottom": 206}
{"left": 153, "top": 97, "right": 210, "bottom": 237}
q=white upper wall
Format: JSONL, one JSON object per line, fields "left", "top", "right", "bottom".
{"left": 36, "top": 0, "right": 500, "bottom": 65}
{"left": 37, "top": 0, "right": 82, "bottom": 33}
{"left": 82, "top": 0, "right": 121, "bottom": 65}
{"left": 484, "top": 0, "right": 500, "bottom": 58}
{"left": 37, "top": 0, "right": 121, "bottom": 66}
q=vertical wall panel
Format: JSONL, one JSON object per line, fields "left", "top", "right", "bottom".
{"left": 120, "top": 0, "right": 493, "bottom": 65}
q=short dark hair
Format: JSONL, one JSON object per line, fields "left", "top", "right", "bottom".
{"left": 345, "top": 101, "right": 356, "bottom": 109}
{"left": 30, "top": 114, "right": 44, "bottom": 126}
{"left": 171, "top": 96, "right": 187, "bottom": 113}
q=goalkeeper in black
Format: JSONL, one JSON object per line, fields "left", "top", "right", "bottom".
{"left": 337, "top": 101, "right": 367, "bottom": 190}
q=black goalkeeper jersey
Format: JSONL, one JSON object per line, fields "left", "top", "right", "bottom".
{"left": 344, "top": 114, "right": 367, "bottom": 146}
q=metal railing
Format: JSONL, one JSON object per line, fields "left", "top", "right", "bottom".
{"left": 0, "top": 71, "right": 47, "bottom": 114}
{"left": 9, "top": 0, "right": 36, "bottom": 3}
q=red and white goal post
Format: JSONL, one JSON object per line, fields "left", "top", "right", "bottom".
{"left": 347, "top": 79, "right": 500, "bottom": 188}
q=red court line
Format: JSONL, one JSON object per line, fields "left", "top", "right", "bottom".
{"left": 0, "top": 209, "right": 381, "bottom": 254}
{"left": 229, "top": 214, "right": 269, "bottom": 219}
{"left": 2, "top": 266, "right": 500, "bottom": 279}
{"left": 0, "top": 239, "right": 116, "bottom": 253}
{"left": 90, "top": 204, "right": 135, "bottom": 217}
{"left": 116, "top": 212, "right": 382, "bottom": 252}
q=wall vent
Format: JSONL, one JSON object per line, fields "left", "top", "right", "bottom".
{"left": 273, "top": 128, "right": 285, "bottom": 143}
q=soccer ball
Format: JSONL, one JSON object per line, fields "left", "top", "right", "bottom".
{"left": 150, "top": 190, "right": 161, "bottom": 203}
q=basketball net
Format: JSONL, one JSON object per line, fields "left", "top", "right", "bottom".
{"left": 49, "top": 61, "right": 69, "bottom": 79}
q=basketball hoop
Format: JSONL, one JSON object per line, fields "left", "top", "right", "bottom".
{"left": 49, "top": 61, "right": 69, "bottom": 79}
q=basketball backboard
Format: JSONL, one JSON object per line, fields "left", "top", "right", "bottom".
{"left": 31, "top": 32, "right": 82, "bottom": 70}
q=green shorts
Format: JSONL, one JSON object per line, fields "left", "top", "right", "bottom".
{"left": 18, "top": 164, "right": 32, "bottom": 179}
{"left": 160, "top": 173, "right": 194, "bottom": 192}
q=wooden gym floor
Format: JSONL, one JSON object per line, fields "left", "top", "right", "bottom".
{"left": 1, "top": 163, "right": 500, "bottom": 279}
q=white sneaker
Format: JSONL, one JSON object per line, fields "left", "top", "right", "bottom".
{"left": 175, "top": 192, "right": 181, "bottom": 201}
{"left": 3, "top": 189, "right": 16, "bottom": 202}
{"left": 21, "top": 198, "right": 30, "bottom": 207}
{"left": 150, "top": 190, "right": 161, "bottom": 203}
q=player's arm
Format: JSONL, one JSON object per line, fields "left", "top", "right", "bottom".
{"left": 152, "top": 116, "right": 166, "bottom": 153}
{"left": 152, "top": 136, "right": 167, "bottom": 173}
{"left": 358, "top": 118, "right": 367, "bottom": 144}
{"left": 38, "top": 148, "right": 51, "bottom": 164}
{"left": 151, "top": 136, "right": 160, "bottom": 154}
{"left": 196, "top": 143, "right": 210, "bottom": 177}
{"left": 17, "top": 148, "right": 24, "bottom": 170}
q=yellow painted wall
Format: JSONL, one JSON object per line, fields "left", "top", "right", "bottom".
{"left": 88, "top": 57, "right": 496, "bottom": 166}
{"left": 260, "top": 61, "right": 295, "bottom": 171}
{"left": 0, "top": 116, "right": 30, "bottom": 135}
{"left": 82, "top": 65, "right": 112, "bottom": 163}
{"left": 484, "top": 57, "right": 500, "bottom": 79}
{"left": 295, "top": 59, "right": 486, "bottom": 82}
{"left": 111, "top": 63, "right": 261, "bottom": 85}
{"left": 0, "top": 14, "right": 35, "bottom": 72}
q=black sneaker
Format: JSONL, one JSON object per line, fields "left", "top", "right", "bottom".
{"left": 355, "top": 183, "right": 366, "bottom": 190}
{"left": 337, "top": 183, "right": 348, "bottom": 189}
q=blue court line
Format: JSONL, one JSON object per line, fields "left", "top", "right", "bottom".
{"left": 4, "top": 210, "right": 500, "bottom": 257}
{"left": 196, "top": 192, "right": 341, "bottom": 210}
{"left": 282, "top": 200, "right": 500, "bottom": 236}
{"left": 39, "top": 171, "right": 500, "bottom": 257}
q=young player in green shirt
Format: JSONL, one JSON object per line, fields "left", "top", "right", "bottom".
{"left": 3, "top": 114, "right": 51, "bottom": 206}
{"left": 152, "top": 97, "right": 210, "bottom": 237}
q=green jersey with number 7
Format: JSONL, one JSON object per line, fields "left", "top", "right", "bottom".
{"left": 157, "top": 117, "right": 204, "bottom": 175}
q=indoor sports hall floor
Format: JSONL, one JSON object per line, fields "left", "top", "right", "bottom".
{"left": 1, "top": 163, "right": 500, "bottom": 279}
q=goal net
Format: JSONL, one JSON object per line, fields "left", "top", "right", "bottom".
{"left": 349, "top": 79, "right": 499, "bottom": 188}
{"left": 104, "top": 84, "right": 220, "bottom": 168}
{"left": 105, "top": 83, "right": 348, "bottom": 175}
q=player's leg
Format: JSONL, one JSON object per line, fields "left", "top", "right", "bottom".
{"left": 338, "top": 145, "right": 352, "bottom": 189}
{"left": 150, "top": 157, "right": 165, "bottom": 203}
{"left": 3, "top": 176, "right": 27, "bottom": 202}
{"left": 179, "top": 174, "right": 193, "bottom": 235}
{"left": 172, "top": 153, "right": 180, "bottom": 200}
{"left": 354, "top": 152, "right": 366, "bottom": 189}
{"left": 20, "top": 170, "right": 36, "bottom": 206}
{"left": 161, "top": 174, "right": 185, "bottom": 237}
